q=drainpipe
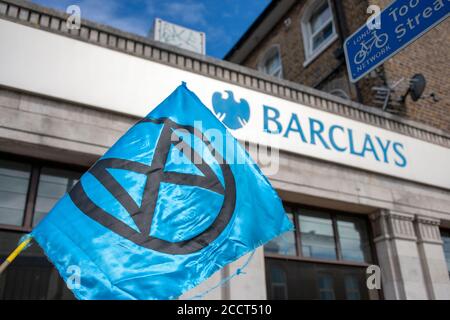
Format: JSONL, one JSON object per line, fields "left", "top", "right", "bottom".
{"left": 331, "top": 0, "right": 364, "bottom": 103}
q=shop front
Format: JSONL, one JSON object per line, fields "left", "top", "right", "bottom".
{"left": 0, "top": 0, "right": 449, "bottom": 300}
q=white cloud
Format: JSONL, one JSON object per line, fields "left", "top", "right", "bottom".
{"left": 77, "top": 0, "right": 151, "bottom": 36}
{"left": 32, "top": 0, "right": 209, "bottom": 37}
{"left": 161, "top": 1, "right": 207, "bottom": 26}
{"left": 31, "top": 0, "right": 152, "bottom": 36}
{"left": 205, "top": 25, "right": 232, "bottom": 48}
{"left": 31, "top": 0, "right": 237, "bottom": 56}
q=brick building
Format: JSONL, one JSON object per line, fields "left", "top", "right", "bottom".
{"left": 225, "top": 0, "right": 450, "bottom": 132}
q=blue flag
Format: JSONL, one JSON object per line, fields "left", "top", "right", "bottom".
{"left": 32, "top": 83, "right": 293, "bottom": 300}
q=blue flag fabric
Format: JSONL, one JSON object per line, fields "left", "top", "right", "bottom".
{"left": 32, "top": 83, "right": 293, "bottom": 300}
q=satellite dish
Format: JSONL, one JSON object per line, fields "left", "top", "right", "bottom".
{"left": 409, "top": 74, "right": 426, "bottom": 101}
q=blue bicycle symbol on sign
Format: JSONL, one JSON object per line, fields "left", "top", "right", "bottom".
{"left": 354, "top": 31, "right": 389, "bottom": 64}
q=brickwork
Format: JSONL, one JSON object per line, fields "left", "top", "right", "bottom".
{"left": 369, "top": 0, "right": 450, "bottom": 132}
{"left": 1, "top": 0, "right": 448, "bottom": 147}
{"left": 242, "top": 1, "right": 343, "bottom": 92}
{"left": 237, "top": 0, "right": 450, "bottom": 133}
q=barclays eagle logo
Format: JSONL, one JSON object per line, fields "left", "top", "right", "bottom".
{"left": 212, "top": 90, "right": 250, "bottom": 130}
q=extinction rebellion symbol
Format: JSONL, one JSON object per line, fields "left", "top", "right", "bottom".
{"left": 69, "top": 117, "right": 236, "bottom": 255}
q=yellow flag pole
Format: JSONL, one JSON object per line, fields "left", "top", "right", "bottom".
{"left": 0, "top": 237, "right": 33, "bottom": 275}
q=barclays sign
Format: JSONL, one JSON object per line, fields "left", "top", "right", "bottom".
{"left": 212, "top": 89, "right": 408, "bottom": 169}
{"left": 262, "top": 105, "right": 407, "bottom": 168}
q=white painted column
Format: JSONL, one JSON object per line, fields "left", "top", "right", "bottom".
{"left": 226, "top": 247, "right": 267, "bottom": 300}
{"left": 370, "top": 210, "right": 428, "bottom": 299}
{"left": 415, "top": 216, "right": 450, "bottom": 300}
{"left": 180, "top": 247, "right": 266, "bottom": 300}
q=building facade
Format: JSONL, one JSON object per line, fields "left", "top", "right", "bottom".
{"left": 225, "top": 0, "right": 450, "bottom": 132}
{"left": 0, "top": 0, "right": 449, "bottom": 300}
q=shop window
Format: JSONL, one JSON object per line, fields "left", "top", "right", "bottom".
{"left": 344, "top": 274, "right": 361, "bottom": 300}
{"left": 265, "top": 205, "right": 376, "bottom": 300}
{"left": 0, "top": 231, "right": 74, "bottom": 299}
{"left": 33, "top": 168, "right": 79, "bottom": 226}
{"left": 301, "top": 0, "right": 337, "bottom": 65}
{"left": 0, "top": 153, "right": 83, "bottom": 300}
{"left": 318, "top": 273, "right": 335, "bottom": 300}
{"left": 441, "top": 229, "right": 450, "bottom": 275}
{"left": 337, "top": 214, "right": 371, "bottom": 263}
{"left": 265, "top": 211, "right": 296, "bottom": 256}
{"left": 258, "top": 46, "right": 283, "bottom": 78}
{"left": 269, "top": 265, "right": 288, "bottom": 300}
{"left": 299, "top": 210, "right": 337, "bottom": 260}
{"left": 0, "top": 160, "right": 31, "bottom": 226}
{"left": 265, "top": 258, "right": 371, "bottom": 300}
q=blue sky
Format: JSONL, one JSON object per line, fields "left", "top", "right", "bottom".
{"left": 30, "top": 0, "right": 271, "bottom": 58}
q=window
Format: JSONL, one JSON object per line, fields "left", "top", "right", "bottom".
{"left": 441, "top": 229, "right": 450, "bottom": 275}
{"left": 337, "top": 214, "right": 371, "bottom": 262}
{"left": 0, "top": 156, "right": 82, "bottom": 231}
{"left": 318, "top": 273, "right": 335, "bottom": 300}
{"left": 0, "top": 154, "right": 83, "bottom": 300}
{"left": 265, "top": 258, "right": 371, "bottom": 300}
{"left": 0, "top": 160, "right": 31, "bottom": 226}
{"left": 265, "top": 205, "right": 377, "bottom": 300}
{"left": 258, "top": 46, "right": 283, "bottom": 78}
{"left": 299, "top": 210, "right": 337, "bottom": 260}
{"left": 264, "top": 211, "right": 296, "bottom": 256}
{"left": 269, "top": 265, "right": 288, "bottom": 300}
{"left": 33, "top": 168, "right": 79, "bottom": 226}
{"left": 344, "top": 274, "right": 361, "bottom": 300}
{"left": 301, "top": 0, "right": 337, "bottom": 64}
{"left": 0, "top": 230, "right": 74, "bottom": 299}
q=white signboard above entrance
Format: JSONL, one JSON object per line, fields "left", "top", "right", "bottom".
{"left": 1, "top": 19, "right": 450, "bottom": 190}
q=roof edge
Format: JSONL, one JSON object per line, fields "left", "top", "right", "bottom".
{"left": 223, "top": 0, "right": 280, "bottom": 60}
{"left": 1, "top": 0, "right": 449, "bottom": 147}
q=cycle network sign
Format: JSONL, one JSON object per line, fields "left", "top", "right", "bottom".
{"left": 344, "top": 0, "right": 450, "bottom": 82}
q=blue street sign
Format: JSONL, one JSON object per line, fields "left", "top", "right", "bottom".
{"left": 344, "top": 0, "right": 449, "bottom": 82}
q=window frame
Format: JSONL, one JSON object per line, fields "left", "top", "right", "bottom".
{"left": 440, "top": 228, "right": 450, "bottom": 276}
{"left": 301, "top": 0, "right": 338, "bottom": 67}
{"left": 258, "top": 45, "right": 283, "bottom": 79}
{"left": 0, "top": 152, "right": 86, "bottom": 233}
{"left": 0, "top": 228, "right": 76, "bottom": 300}
{"left": 265, "top": 203, "right": 377, "bottom": 269}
